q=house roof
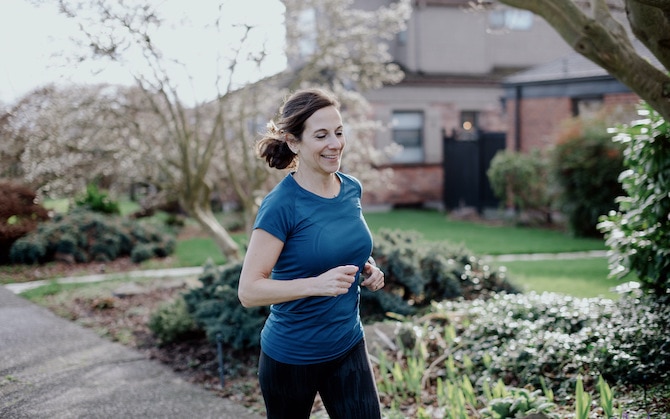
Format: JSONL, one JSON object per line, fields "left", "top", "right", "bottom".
{"left": 503, "top": 39, "right": 662, "bottom": 86}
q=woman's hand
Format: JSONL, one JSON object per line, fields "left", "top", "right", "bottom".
{"left": 316, "top": 265, "right": 359, "bottom": 297}
{"left": 360, "top": 258, "right": 385, "bottom": 292}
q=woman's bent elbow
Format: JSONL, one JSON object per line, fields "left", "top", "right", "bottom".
{"left": 237, "top": 288, "right": 255, "bottom": 308}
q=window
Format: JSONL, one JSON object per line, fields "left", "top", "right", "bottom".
{"left": 488, "top": 9, "right": 533, "bottom": 31}
{"left": 572, "top": 96, "right": 604, "bottom": 119}
{"left": 391, "top": 111, "right": 424, "bottom": 163}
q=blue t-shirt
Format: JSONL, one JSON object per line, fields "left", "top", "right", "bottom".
{"left": 253, "top": 172, "right": 373, "bottom": 364}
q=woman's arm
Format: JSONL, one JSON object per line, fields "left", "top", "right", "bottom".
{"left": 238, "top": 229, "right": 360, "bottom": 307}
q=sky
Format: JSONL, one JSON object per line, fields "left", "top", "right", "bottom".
{"left": 0, "top": 0, "right": 287, "bottom": 105}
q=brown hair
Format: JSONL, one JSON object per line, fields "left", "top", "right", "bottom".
{"left": 256, "top": 88, "right": 340, "bottom": 170}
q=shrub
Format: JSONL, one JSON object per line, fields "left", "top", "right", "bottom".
{"left": 0, "top": 180, "right": 50, "bottom": 263}
{"left": 598, "top": 103, "right": 670, "bottom": 297}
{"left": 426, "top": 289, "right": 669, "bottom": 399}
{"left": 551, "top": 117, "right": 625, "bottom": 237}
{"left": 487, "top": 149, "right": 554, "bottom": 225}
{"left": 362, "top": 229, "right": 520, "bottom": 321}
{"left": 182, "top": 261, "right": 270, "bottom": 351}
{"left": 75, "top": 183, "right": 120, "bottom": 214}
{"left": 9, "top": 208, "right": 174, "bottom": 265}
{"left": 148, "top": 297, "right": 200, "bottom": 344}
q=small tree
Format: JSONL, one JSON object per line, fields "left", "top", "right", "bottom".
{"left": 598, "top": 103, "right": 670, "bottom": 297}
{"left": 487, "top": 149, "right": 553, "bottom": 225}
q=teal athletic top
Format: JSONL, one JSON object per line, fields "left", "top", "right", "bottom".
{"left": 253, "top": 171, "right": 373, "bottom": 365}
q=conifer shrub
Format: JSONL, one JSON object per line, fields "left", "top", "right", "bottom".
{"left": 182, "top": 261, "right": 270, "bottom": 350}
{"left": 9, "top": 208, "right": 174, "bottom": 264}
{"left": 361, "top": 229, "right": 520, "bottom": 321}
{"left": 0, "top": 180, "right": 50, "bottom": 263}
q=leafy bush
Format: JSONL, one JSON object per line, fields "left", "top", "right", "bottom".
{"left": 9, "top": 208, "right": 174, "bottom": 264}
{"left": 182, "top": 261, "right": 270, "bottom": 350}
{"left": 148, "top": 297, "right": 200, "bottom": 344}
{"left": 551, "top": 117, "right": 625, "bottom": 237}
{"left": 427, "top": 289, "right": 669, "bottom": 398}
{"left": 598, "top": 103, "right": 670, "bottom": 296}
{"left": 75, "top": 183, "right": 120, "bottom": 214}
{"left": 487, "top": 149, "right": 554, "bottom": 225}
{"left": 362, "top": 229, "right": 520, "bottom": 321}
{"left": 0, "top": 180, "right": 50, "bottom": 263}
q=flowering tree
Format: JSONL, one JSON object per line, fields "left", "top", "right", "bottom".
{"left": 11, "top": 0, "right": 411, "bottom": 261}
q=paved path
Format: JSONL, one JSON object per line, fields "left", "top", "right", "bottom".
{"left": 0, "top": 286, "right": 263, "bottom": 419}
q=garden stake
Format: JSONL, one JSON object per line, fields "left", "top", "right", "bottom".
{"left": 216, "top": 333, "right": 225, "bottom": 387}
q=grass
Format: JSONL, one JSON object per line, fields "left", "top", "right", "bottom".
{"left": 496, "top": 257, "right": 630, "bottom": 299}
{"left": 364, "top": 209, "right": 606, "bottom": 255}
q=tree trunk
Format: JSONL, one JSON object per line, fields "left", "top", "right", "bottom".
{"left": 190, "top": 203, "right": 241, "bottom": 262}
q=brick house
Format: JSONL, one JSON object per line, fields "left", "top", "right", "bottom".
{"left": 354, "top": 0, "right": 574, "bottom": 209}
{"left": 501, "top": 48, "right": 643, "bottom": 154}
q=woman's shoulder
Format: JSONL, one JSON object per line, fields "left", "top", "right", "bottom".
{"left": 338, "top": 172, "right": 362, "bottom": 191}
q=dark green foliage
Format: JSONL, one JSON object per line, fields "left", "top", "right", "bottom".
{"left": 0, "top": 180, "right": 50, "bottom": 263}
{"left": 598, "top": 104, "right": 670, "bottom": 296}
{"left": 9, "top": 208, "right": 174, "bottom": 265}
{"left": 182, "top": 261, "right": 270, "bottom": 351}
{"left": 551, "top": 118, "right": 625, "bottom": 237}
{"left": 361, "top": 229, "right": 520, "bottom": 321}
{"left": 75, "top": 183, "right": 120, "bottom": 214}
{"left": 429, "top": 289, "right": 670, "bottom": 399}
{"left": 148, "top": 298, "right": 200, "bottom": 344}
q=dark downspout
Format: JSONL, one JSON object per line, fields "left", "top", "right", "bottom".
{"left": 514, "top": 85, "right": 522, "bottom": 152}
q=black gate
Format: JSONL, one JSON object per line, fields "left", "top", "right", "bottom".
{"left": 443, "top": 130, "right": 506, "bottom": 213}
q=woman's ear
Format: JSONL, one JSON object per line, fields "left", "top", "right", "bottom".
{"left": 286, "top": 134, "right": 299, "bottom": 154}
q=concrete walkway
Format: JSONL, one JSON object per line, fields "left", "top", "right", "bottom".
{"left": 0, "top": 285, "right": 263, "bottom": 419}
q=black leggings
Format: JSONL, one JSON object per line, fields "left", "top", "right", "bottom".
{"left": 258, "top": 339, "right": 381, "bottom": 419}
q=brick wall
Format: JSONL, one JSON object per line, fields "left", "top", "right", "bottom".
{"left": 505, "top": 97, "right": 572, "bottom": 152}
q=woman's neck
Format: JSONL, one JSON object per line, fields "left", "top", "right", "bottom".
{"left": 293, "top": 170, "right": 340, "bottom": 198}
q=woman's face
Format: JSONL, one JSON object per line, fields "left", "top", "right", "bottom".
{"left": 294, "top": 105, "right": 345, "bottom": 176}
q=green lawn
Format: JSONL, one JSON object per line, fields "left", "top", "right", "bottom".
{"left": 495, "top": 257, "right": 633, "bottom": 299}
{"left": 363, "top": 209, "right": 606, "bottom": 255}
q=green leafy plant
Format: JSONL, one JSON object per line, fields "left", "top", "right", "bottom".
{"left": 551, "top": 117, "right": 625, "bottom": 237}
{"left": 148, "top": 297, "right": 200, "bottom": 344}
{"left": 75, "top": 183, "right": 120, "bottom": 214}
{"left": 574, "top": 376, "right": 592, "bottom": 419}
{"left": 598, "top": 103, "right": 670, "bottom": 296}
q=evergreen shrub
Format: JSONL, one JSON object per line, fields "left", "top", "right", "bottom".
{"left": 182, "top": 261, "right": 270, "bottom": 350}
{"left": 0, "top": 180, "right": 50, "bottom": 263}
{"left": 362, "top": 229, "right": 520, "bottom": 321}
{"left": 9, "top": 208, "right": 174, "bottom": 264}
{"left": 551, "top": 118, "right": 625, "bottom": 237}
